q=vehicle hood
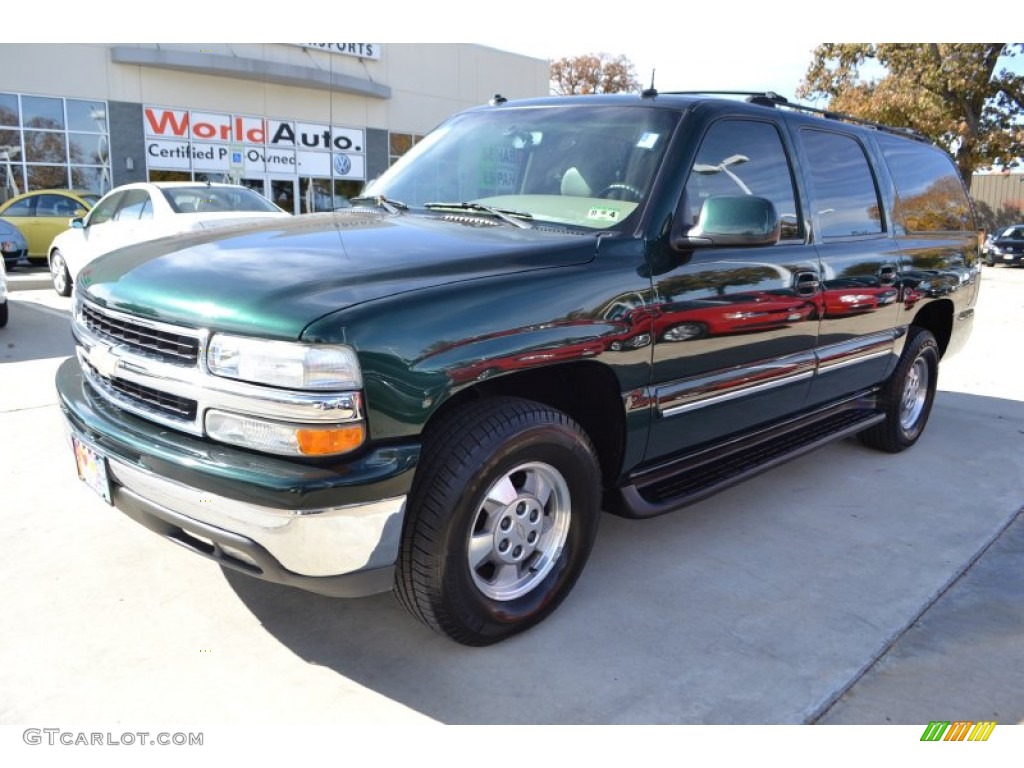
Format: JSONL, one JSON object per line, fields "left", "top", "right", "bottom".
{"left": 78, "top": 210, "right": 598, "bottom": 338}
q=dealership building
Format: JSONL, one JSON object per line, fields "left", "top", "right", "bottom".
{"left": 0, "top": 43, "right": 549, "bottom": 213}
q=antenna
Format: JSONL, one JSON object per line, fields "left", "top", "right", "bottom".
{"left": 641, "top": 69, "right": 657, "bottom": 99}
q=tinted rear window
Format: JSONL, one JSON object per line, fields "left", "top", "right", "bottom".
{"left": 876, "top": 133, "right": 973, "bottom": 233}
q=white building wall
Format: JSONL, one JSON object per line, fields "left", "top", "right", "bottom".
{"left": 1, "top": 43, "right": 548, "bottom": 133}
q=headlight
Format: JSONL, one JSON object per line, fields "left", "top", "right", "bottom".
{"left": 207, "top": 334, "right": 362, "bottom": 390}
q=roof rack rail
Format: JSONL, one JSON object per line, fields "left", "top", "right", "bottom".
{"left": 657, "top": 90, "right": 931, "bottom": 144}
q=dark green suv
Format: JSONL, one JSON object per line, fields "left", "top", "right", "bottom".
{"left": 57, "top": 92, "right": 979, "bottom": 645}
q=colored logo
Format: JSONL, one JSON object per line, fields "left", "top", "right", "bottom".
{"left": 920, "top": 721, "right": 996, "bottom": 742}
{"left": 333, "top": 154, "right": 352, "bottom": 175}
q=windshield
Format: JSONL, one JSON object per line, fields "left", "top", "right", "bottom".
{"left": 364, "top": 105, "right": 679, "bottom": 230}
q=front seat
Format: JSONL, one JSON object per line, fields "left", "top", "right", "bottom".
{"left": 560, "top": 167, "right": 593, "bottom": 197}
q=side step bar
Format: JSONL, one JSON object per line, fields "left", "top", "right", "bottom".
{"left": 611, "top": 393, "right": 884, "bottom": 518}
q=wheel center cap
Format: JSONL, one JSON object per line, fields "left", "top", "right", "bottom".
{"left": 494, "top": 496, "right": 544, "bottom": 564}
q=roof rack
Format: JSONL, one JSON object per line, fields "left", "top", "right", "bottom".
{"left": 646, "top": 90, "right": 931, "bottom": 144}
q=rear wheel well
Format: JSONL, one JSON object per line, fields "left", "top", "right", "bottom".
{"left": 910, "top": 299, "right": 953, "bottom": 357}
{"left": 425, "top": 363, "right": 626, "bottom": 490}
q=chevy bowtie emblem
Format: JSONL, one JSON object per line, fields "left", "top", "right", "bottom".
{"left": 88, "top": 345, "right": 121, "bottom": 379}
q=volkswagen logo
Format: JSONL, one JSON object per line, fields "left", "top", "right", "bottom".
{"left": 333, "top": 154, "right": 352, "bottom": 176}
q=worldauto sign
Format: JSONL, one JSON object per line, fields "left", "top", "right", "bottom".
{"left": 143, "top": 107, "right": 365, "bottom": 179}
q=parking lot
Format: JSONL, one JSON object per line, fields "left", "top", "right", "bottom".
{"left": 1, "top": 264, "right": 1021, "bottom": 728}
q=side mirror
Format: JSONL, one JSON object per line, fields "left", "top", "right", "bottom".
{"left": 70, "top": 217, "right": 85, "bottom": 229}
{"left": 672, "top": 195, "right": 781, "bottom": 250}
{"left": 73, "top": 208, "right": 87, "bottom": 218}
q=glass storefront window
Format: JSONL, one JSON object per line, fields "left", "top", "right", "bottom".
{"left": 24, "top": 130, "right": 67, "bottom": 163}
{"left": 0, "top": 128, "right": 18, "bottom": 151}
{"left": 0, "top": 93, "right": 18, "bottom": 126}
{"left": 22, "top": 95, "right": 64, "bottom": 130}
{"left": 71, "top": 166, "right": 111, "bottom": 192}
{"left": 148, "top": 169, "right": 191, "bottom": 182}
{"left": 3, "top": 94, "right": 111, "bottom": 194}
{"left": 27, "top": 165, "right": 69, "bottom": 189}
{"left": 66, "top": 100, "right": 108, "bottom": 133}
{"left": 390, "top": 132, "right": 413, "bottom": 157}
{"left": 68, "top": 132, "right": 109, "bottom": 165}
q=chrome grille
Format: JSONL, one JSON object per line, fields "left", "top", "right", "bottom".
{"left": 81, "top": 303, "right": 201, "bottom": 366}
{"left": 83, "top": 358, "right": 198, "bottom": 423}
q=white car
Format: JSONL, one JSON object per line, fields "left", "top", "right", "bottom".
{"left": 48, "top": 182, "right": 289, "bottom": 296}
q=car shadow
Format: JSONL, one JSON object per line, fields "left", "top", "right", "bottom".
{"left": 221, "top": 390, "right": 1024, "bottom": 724}
{"left": 0, "top": 299, "right": 75, "bottom": 364}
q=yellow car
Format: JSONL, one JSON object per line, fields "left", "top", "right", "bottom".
{"left": 0, "top": 189, "right": 100, "bottom": 264}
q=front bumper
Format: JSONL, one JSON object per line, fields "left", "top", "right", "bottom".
{"left": 989, "top": 251, "right": 1024, "bottom": 265}
{"left": 56, "top": 357, "right": 420, "bottom": 597}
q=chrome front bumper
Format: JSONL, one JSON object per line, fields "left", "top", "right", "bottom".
{"left": 96, "top": 450, "right": 406, "bottom": 597}
{"left": 108, "top": 457, "right": 405, "bottom": 577}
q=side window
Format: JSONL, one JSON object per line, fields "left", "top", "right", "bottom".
{"left": 115, "top": 189, "right": 152, "bottom": 221}
{"left": 801, "top": 129, "right": 883, "bottom": 238}
{"left": 87, "top": 192, "right": 123, "bottom": 227}
{"left": 684, "top": 119, "right": 803, "bottom": 240}
{"left": 36, "top": 194, "right": 78, "bottom": 218}
{"left": 3, "top": 198, "right": 35, "bottom": 217}
{"left": 876, "top": 133, "right": 972, "bottom": 232}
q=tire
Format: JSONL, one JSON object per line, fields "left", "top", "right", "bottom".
{"left": 50, "top": 250, "right": 72, "bottom": 297}
{"left": 395, "top": 396, "right": 601, "bottom": 646}
{"left": 0, "top": 300, "right": 7, "bottom": 328}
{"left": 858, "top": 327, "right": 939, "bottom": 453}
{"left": 662, "top": 321, "right": 707, "bottom": 342}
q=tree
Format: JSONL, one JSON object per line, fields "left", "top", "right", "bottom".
{"left": 797, "top": 44, "right": 1024, "bottom": 180}
{"left": 550, "top": 53, "right": 641, "bottom": 96}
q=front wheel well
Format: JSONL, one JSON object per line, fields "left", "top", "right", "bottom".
{"left": 424, "top": 362, "right": 626, "bottom": 490}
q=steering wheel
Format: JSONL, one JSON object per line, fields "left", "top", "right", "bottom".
{"left": 597, "top": 183, "right": 643, "bottom": 202}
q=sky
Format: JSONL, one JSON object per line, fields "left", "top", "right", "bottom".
{"left": 475, "top": 38, "right": 822, "bottom": 101}
{"left": 21, "top": 1, "right": 1021, "bottom": 100}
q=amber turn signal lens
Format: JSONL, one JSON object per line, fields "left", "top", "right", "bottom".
{"left": 296, "top": 425, "right": 365, "bottom": 456}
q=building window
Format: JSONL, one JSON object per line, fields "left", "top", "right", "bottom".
{"left": 0, "top": 93, "right": 112, "bottom": 198}
{"left": 389, "top": 132, "right": 424, "bottom": 166}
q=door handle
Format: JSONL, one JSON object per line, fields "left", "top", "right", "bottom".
{"left": 879, "top": 264, "right": 898, "bottom": 285}
{"left": 793, "top": 271, "right": 820, "bottom": 296}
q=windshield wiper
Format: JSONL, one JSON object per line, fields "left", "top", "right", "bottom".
{"left": 349, "top": 195, "right": 408, "bottom": 214}
{"left": 424, "top": 201, "right": 533, "bottom": 229}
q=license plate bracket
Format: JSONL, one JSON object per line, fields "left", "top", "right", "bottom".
{"left": 73, "top": 436, "right": 112, "bottom": 505}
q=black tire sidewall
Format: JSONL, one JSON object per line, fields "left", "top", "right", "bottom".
{"left": 880, "top": 329, "right": 939, "bottom": 450}
{"left": 416, "top": 407, "right": 600, "bottom": 644}
{"left": 51, "top": 251, "right": 71, "bottom": 297}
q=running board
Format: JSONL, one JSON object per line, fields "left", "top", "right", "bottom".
{"left": 611, "top": 395, "right": 884, "bottom": 518}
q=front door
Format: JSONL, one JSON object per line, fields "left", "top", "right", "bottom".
{"left": 646, "top": 117, "right": 820, "bottom": 459}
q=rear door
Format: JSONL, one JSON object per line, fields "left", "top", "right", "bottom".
{"left": 795, "top": 127, "right": 902, "bottom": 406}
